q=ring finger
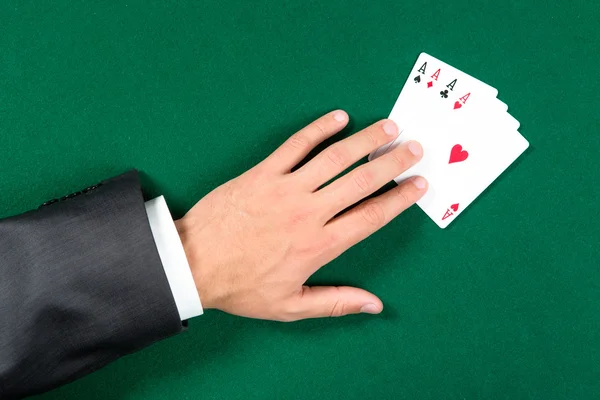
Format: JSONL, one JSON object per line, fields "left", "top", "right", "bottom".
{"left": 316, "top": 140, "right": 424, "bottom": 219}
{"left": 293, "top": 120, "right": 399, "bottom": 191}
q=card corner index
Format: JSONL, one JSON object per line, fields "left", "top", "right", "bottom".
{"left": 436, "top": 218, "right": 451, "bottom": 229}
{"left": 415, "top": 53, "right": 430, "bottom": 65}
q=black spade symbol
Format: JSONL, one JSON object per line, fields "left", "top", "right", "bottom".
{"left": 414, "top": 75, "right": 421, "bottom": 83}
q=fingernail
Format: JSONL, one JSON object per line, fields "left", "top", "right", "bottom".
{"left": 408, "top": 141, "right": 423, "bottom": 157}
{"left": 382, "top": 120, "right": 398, "bottom": 136}
{"left": 412, "top": 176, "right": 427, "bottom": 190}
{"left": 333, "top": 110, "right": 347, "bottom": 122}
{"left": 360, "top": 304, "right": 380, "bottom": 314}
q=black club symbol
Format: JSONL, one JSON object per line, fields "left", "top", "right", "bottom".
{"left": 440, "top": 90, "right": 449, "bottom": 98}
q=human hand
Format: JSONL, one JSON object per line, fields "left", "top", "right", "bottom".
{"left": 175, "top": 111, "right": 427, "bottom": 321}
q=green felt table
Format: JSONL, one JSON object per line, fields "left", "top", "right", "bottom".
{"left": 2, "top": 1, "right": 599, "bottom": 399}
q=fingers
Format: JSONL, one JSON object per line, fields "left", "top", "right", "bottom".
{"left": 262, "top": 110, "right": 349, "bottom": 173}
{"left": 324, "top": 176, "right": 428, "bottom": 251}
{"left": 286, "top": 286, "right": 383, "bottom": 321}
{"left": 293, "top": 120, "right": 399, "bottom": 190}
{"left": 316, "top": 140, "right": 424, "bottom": 218}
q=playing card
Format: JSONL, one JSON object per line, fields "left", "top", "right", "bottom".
{"left": 392, "top": 116, "right": 528, "bottom": 228}
{"left": 370, "top": 53, "right": 501, "bottom": 160}
{"left": 414, "top": 129, "right": 529, "bottom": 228}
{"left": 368, "top": 52, "right": 528, "bottom": 228}
{"left": 373, "top": 96, "right": 519, "bottom": 161}
{"left": 407, "top": 52, "right": 498, "bottom": 111}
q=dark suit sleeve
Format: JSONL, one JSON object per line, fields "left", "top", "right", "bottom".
{"left": 0, "top": 170, "right": 184, "bottom": 399}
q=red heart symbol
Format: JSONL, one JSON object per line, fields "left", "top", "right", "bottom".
{"left": 453, "top": 101, "right": 462, "bottom": 110}
{"left": 450, "top": 203, "right": 459, "bottom": 212}
{"left": 449, "top": 144, "right": 468, "bottom": 164}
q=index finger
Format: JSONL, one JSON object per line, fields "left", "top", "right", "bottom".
{"left": 261, "top": 110, "right": 349, "bottom": 173}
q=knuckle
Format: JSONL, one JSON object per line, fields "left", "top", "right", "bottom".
{"left": 293, "top": 235, "right": 328, "bottom": 258}
{"left": 360, "top": 202, "right": 385, "bottom": 227}
{"left": 311, "top": 233, "right": 336, "bottom": 256}
{"left": 329, "top": 297, "right": 346, "bottom": 318}
{"left": 352, "top": 169, "right": 372, "bottom": 193}
{"left": 313, "top": 120, "right": 327, "bottom": 137}
{"left": 287, "top": 210, "right": 310, "bottom": 226}
{"left": 363, "top": 128, "right": 379, "bottom": 146}
{"left": 277, "top": 299, "right": 305, "bottom": 322}
{"left": 394, "top": 186, "right": 412, "bottom": 207}
{"left": 287, "top": 134, "right": 309, "bottom": 150}
{"left": 389, "top": 150, "right": 407, "bottom": 169}
{"left": 326, "top": 145, "right": 348, "bottom": 168}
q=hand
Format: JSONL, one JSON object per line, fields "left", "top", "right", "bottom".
{"left": 175, "top": 110, "right": 427, "bottom": 321}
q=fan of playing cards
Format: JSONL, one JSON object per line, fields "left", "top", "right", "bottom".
{"left": 369, "top": 53, "right": 529, "bottom": 229}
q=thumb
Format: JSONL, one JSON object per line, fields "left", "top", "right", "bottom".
{"left": 295, "top": 286, "right": 383, "bottom": 319}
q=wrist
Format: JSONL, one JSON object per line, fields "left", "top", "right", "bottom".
{"left": 175, "top": 216, "right": 216, "bottom": 309}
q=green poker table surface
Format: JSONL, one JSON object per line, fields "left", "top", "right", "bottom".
{"left": 1, "top": 1, "right": 598, "bottom": 399}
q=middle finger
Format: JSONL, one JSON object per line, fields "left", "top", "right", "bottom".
{"left": 315, "top": 140, "right": 424, "bottom": 220}
{"left": 292, "top": 119, "right": 399, "bottom": 191}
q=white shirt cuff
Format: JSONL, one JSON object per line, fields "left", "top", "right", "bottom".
{"left": 144, "top": 196, "right": 203, "bottom": 320}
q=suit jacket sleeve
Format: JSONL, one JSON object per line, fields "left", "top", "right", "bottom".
{"left": 0, "top": 170, "right": 185, "bottom": 399}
